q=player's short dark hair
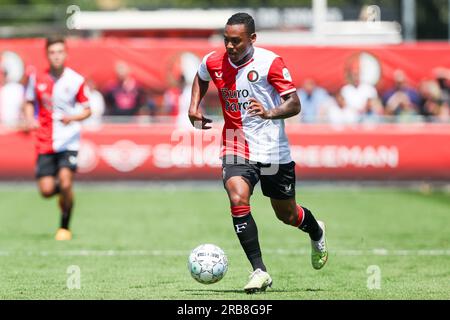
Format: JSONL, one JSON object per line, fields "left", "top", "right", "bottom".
{"left": 46, "top": 36, "right": 65, "bottom": 50}
{"left": 226, "top": 13, "right": 255, "bottom": 35}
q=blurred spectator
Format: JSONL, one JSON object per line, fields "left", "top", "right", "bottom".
{"left": 82, "top": 79, "right": 105, "bottom": 127}
{"left": 417, "top": 80, "right": 445, "bottom": 121}
{"left": 297, "top": 78, "right": 329, "bottom": 123}
{"left": 435, "top": 103, "right": 450, "bottom": 122}
{"left": 433, "top": 67, "right": 450, "bottom": 105}
{"left": 145, "top": 90, "right": 158, "bottom": 117}
{"left": 387, "top": 91, "right": 418, "bottom": 122}
{"left": 0, "top": 68, "right": 24, "bottom": 128}
{"left": 163, "top": 75, "right": 185, "bottom": 117}
{"left": 341, "top": 70, "right": 378, "bottom": 115}
{"left": 383, "top": 70, "right": 421, "bottom": 108}
{"left": 104, "top": 61, "right": 146, "bottom": 116}
{"left": 323, "top": 92, "right": 358, "bottom": 125}
{"left": 384, "top": 71, "right": 421, "bottom": 119}
{"left": 177, "top": 77, "right": 194, "bottom": 128}
{"left": 162, "top": 75, "right": 193, "bottom": 128}
{"left": 361, "top": 98, "right": 384, "bottom": 123}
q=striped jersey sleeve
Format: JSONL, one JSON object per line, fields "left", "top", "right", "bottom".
{"left": 267, "top": 57, "right": 296, "bottom": 97}
{"left": 197, "top": 51, "right": 215, "bottom": 81}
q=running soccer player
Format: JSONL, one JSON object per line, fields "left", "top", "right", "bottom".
{"left": 188, "top": 13, "right": 328, "bottom": 293}
{"left": 23, "top": 37, "right": 91, "bottom": 241}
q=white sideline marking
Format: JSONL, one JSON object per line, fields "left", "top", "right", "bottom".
{"left": 0, "top": 249, "right": 449, "bottom": 257}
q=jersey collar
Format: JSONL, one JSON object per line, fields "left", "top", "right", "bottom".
{"left": 227, "top": 54, "right": 255, "bottom": 70}
{"left": 46, "top": 67, "right": 66, "bottom": 81}
{"left": 229, "top": 58, "right": 254, "bottom": 70}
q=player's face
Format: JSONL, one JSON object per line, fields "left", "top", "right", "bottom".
{"left": 46, "top": 42, "right": 66, "bottom": 70}
{"left": 224, "top": 24, "right": 256, "bottom": 64}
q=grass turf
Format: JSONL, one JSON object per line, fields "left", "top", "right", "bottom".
{"left": 0, "top": 184, "right": 449, "bottom": 299}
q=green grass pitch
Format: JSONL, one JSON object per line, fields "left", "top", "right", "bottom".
{"left": 0, "top": 184, "right": 449, "bottom": 299}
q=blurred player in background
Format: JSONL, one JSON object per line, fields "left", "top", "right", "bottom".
{"left": 188, "top": 13, "right": 328, "bottom": 293}
{"left": 23, "top": 37, "right": 91, "bottom": 241}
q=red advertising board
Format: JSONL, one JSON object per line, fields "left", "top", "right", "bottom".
{"left": 1, "top": 123, "right": 449, "bottom": 180}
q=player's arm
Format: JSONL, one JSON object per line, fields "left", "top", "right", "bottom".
{"left": 61, "top": 103, "right": 92, "bottom": 125}
{"left": 22, "top": 74, "right": 39, "bottom": 130}
{"left": 61, "top": 81, "right": 92, "bottom": 125}
{"left": 248, "top": 92, "right": 301, "bottom": 120}
{"left": 188, "top": 73, "right": 212, "bottom": 129}
{"left": 22, "top": 101, "right": 39, "bottom": 130}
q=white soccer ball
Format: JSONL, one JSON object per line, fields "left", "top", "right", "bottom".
{"left": 188, "top": 244, "right": 228, "bottom": 284}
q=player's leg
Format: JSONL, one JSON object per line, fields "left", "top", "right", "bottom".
{"left": 270, "top": 198, "right": 322, "bottom": 241}
{"left": 58, "top": 167, "right": 74, "bottom": 230}
{"left": 36, "top": 154, "right": 59, "bottom": 198}
{"left": 225, "top": 176, "right": 266, "bottom": 271}
{"left": 270, "top": 198, "right": 328, "bottom": 269}
{"left": 54, "top": 151, "right": 78, "bottom": 241}
{"left": 37, "top": 176, "right": 58, "bottom": 198}
{"left": 261, "top": 161, "right": 328, "bottom": 270}
{"left": 223, "top": 156, "right": 272, "bottom": 293}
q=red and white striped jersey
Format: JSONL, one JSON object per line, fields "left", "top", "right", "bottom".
{"left": 26, "top": 67, "right": 89, "bottom": 154}
{"left": 198, "top": 47, "right": 296, "bottom": 164}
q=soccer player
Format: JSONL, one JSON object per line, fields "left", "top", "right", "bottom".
{"left": 188, "top": 13, "right": 328, "bottom": 293}
{"left": 23, "top": 37, "right": 91, "bottom": 241}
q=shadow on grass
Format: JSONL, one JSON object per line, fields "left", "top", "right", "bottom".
{"left": 3, "top": 232, "right": 54, "bottom": 241}
{"left": 30, "top": 233, "right": 55, "bottom": 240}
{"left": 180, "top": 288, "right": 325, "bottom": 295}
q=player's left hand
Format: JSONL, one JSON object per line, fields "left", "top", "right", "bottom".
{"left": 248, "top": 98, "right": 271, "bottom": 119}
{"left": 61, "top": 116, "right": 73, "bottom": 125}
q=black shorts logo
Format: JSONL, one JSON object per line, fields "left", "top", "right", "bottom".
{"left": 247, "top": 70, "right": 259, "bottom": 82}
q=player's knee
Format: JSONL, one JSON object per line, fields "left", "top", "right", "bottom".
{"left": 40, "top": 187, "right": 55, "bottom": 198}
{"left": 229, "top": 193, "right": 249, "bottom": 207}
{"left": 59, "top": 181, "right": 72, "bottom": 194}
{"left": 58, "top": 175, "right": 73, "bottom": 193}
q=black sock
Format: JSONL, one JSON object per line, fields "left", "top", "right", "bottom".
{"left": 298, "top": 207, "right": 323, "bottom": 241}
{"left": 232, "top": 213, "right": 266, "bottom": 272}
{"left": 61, "top": 209, "right": 72, "bottom": 230}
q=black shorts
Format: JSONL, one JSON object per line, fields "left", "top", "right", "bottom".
{"left": 36, "top": 151, "right": 78, "bottom": 178}
{"left": 222, "top": 155, "right": 296, "bottom": 200}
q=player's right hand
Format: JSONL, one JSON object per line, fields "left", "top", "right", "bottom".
{"left": 188, "top": 111, "right": 212, "bottom": 130}
{"left": 24, "top": 118, "right": 39, "bottom": 131}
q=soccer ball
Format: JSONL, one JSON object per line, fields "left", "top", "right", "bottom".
{"left": 188, "top": 244, "right": 228, "bottom": 284}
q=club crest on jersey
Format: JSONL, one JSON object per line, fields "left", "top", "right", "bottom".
{"left": 247, "top": 70, "right": 259, "bottom": 82}
{"left": 37, "top": 83, "right": 47, "bottom": 92}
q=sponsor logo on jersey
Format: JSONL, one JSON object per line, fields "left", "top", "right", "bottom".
{"left": 221, "top": 88, "right": 249, "bottom": 99}
{"left": 221, "top": 88, "right": 251, "bottom": 112}
{"left": 215, "top": 71, "right": 223, "bottom": 79}
{"left": 247, "top": 70, "right": 259, "bottom": 82}
{"left": 225, "top": 101, "right": 251, "bottom": 112}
